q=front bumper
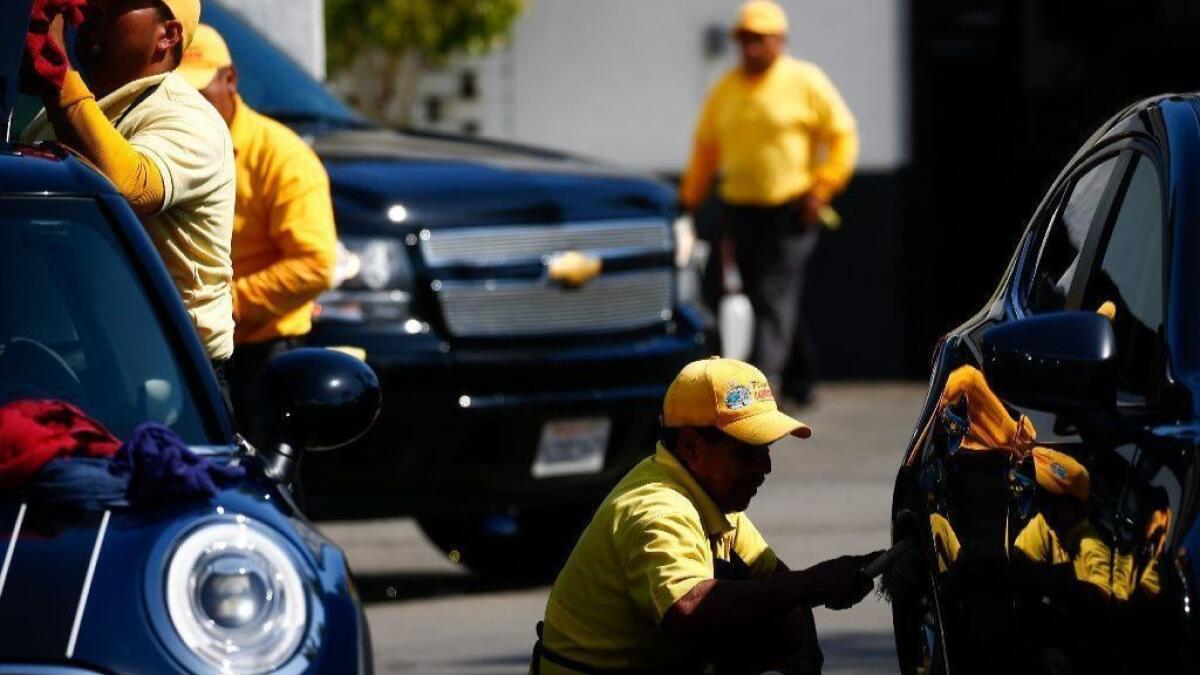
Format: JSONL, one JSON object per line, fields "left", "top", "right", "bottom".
{"left": 301, "top": 321, "right": 710, "bottom": 519}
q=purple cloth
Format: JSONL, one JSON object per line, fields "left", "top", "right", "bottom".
{"left": 109, "top": 423, "right": 244, "bottom": 503}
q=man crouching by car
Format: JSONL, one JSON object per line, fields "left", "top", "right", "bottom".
{"left": 532, "top": 357, "right": 880, "bottom": 674}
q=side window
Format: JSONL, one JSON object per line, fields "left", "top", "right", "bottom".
{"left": 1026, "top": 156, "right": 1120, "bottom": 313}
{"left": 1080, "top": 154, "right": 1164, "bottom": 399}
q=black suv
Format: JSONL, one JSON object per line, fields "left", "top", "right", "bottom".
{"left": 199, "top": 4, "right": 711, "bottom": 576}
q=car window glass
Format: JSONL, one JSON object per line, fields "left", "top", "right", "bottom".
{"left": 1027, "top": 156, "right": 1120, "bottom": 313}
{"left": 203, "top": 2, "right": 365, "bottom": 127}
{"left": 1080, "top": 155, "right": 1163, "bottom": 398}
{"left": 0, "top": 198, "right": 213, "bottom": 443}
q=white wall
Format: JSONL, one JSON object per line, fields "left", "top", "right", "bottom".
{"left": 226, "top": 0, "right": 326, "bottom": 80}
{"left": 496, "top": 0, "right": 907, "bottom": 172}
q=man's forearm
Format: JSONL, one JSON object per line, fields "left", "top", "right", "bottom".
{"left": 233, "top": 252, "right": 335, "bottom": 325}
{"left": 44, "top": 72, "right": 165, "bottom": 215}
{"left": 663, "top": 569, "right": 825, "bottom": 637}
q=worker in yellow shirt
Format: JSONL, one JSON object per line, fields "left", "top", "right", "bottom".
{"left": 534, "top": 358, "right": 880, "bottom": 674}
{"left": 177, "top": 25, "right": 337, "bottom": 436}
{"left": 21, "top": 0, "right": 237, "bottom": 382}
{"left": 680, "top": 0, "right": 858, "bottom": 406}
{"left": 1013, "top": 448, "right": 1111, "bottom": 596}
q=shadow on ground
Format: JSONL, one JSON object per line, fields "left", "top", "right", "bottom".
{"left": 821, "top": 631, "right": 898, "bottom": 674}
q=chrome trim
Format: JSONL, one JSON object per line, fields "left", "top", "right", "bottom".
{"left": 0, "top": 502, "right": 26, "bottom": 601}
{"left": 66, "top": 509, "right": 110, "bottom": 658}
{"left": 420, "top": 219, "right": 671, "bottom": 267}
{"left": 458, "top": 384, "right": 667, "bottom": 410}
{"left": 436, "top": 269, "right": 672, "bottom": 337}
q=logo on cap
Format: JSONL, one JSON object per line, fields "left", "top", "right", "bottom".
{"left": 1052, "top": 462, "right": 1068, "bottom": 480}
{"left": 726, "top": 385, "right": 752, "bottom": 410}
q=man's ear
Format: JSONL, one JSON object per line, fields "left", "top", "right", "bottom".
{"left": 227, "top": 64, "right": 239, "bottom": 93}
{"left": 673, "top": 428, "right": 699, "bottom": 467}
{"left": 160, "top": 19, "right": 184, "bottom": 60}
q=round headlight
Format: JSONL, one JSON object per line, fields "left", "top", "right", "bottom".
{"left": 165, "top": 517, "right": 308, "bottom": 674}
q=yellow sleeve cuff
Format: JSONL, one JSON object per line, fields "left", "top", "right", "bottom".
{"left": 58, "top": 71, "right": 95, "bottom": 109}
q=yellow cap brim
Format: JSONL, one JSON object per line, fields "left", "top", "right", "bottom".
{"left": 177, "top": 64, "right": 219, "bottom": 91}
{"left": 719, "top": 409, "right": 811, "bottom": 445}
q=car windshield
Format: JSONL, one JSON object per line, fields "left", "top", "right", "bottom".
{"left": 0, "top": 197, "right": 214, "bottom": 444}
{"left": 204, "top": 2, "right": 370, "bottom": 129}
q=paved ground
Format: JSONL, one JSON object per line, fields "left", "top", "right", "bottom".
{"left": 318, "top": 382, "right": 926, "bottom": 674}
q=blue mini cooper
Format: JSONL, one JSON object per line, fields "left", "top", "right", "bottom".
{"left": 0, "top": 3, "right": 380, "bottom": 672}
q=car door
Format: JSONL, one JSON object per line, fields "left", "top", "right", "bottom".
{"left": 894, "top": 130, "right": 1173, "bottom": 674}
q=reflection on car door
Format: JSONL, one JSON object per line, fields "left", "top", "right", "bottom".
{"left": 906, "top": 141, "right": 1182, "bottom": 674}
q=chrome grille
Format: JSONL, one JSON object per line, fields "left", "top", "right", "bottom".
{"left": 437, "top": 270, "right": 672, "bottom": 337}
{"left": 421, "top": 220, "right": 670, "bottom": 266}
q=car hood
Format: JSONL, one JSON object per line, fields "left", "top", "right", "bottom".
{"left": 1, "top": 0, "right": 32, "bottom": 135}
{"left": 310, "top": 127, "right": 676, "bottom": 232}
{"left": 0, "top": 470, "right": 349, "bottom": 671}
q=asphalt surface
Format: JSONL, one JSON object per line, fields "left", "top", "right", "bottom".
{"left": 318, "top": 382, "right": 926, "bottom": 674}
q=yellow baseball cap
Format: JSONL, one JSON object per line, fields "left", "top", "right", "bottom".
{"left": 161, "top": 0, "right": 202, "bottom": 51}
{"left": 663, "top": 357, "right": 811, "bottom": 445}
{"left": 1033, "top": 447, "right": 1090, "bottom": 503}
{"left": 177, "top": 24, "right": 231, "bottom": 91}
{"left": 735, "top": 0, "right": 789, "bottom": 35}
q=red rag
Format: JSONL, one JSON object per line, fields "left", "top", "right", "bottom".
{"left": 22, "top": 0, "right": 88, "bottom": 91}
{"left": 0, "top": 399, "right": 120, "bottom": 490}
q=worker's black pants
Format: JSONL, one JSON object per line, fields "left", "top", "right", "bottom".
{"left": 228, "top": 336, "right": 303, "bottom": 447}
{"left": 722, "top": 200, "right": 820, "bottom": 400}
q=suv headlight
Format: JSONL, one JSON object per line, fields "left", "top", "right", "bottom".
{"left": 165, "top": 518, "right": 308, "bottom": 674}
{"left": 315, "top": 235, "right": 424, "bottom": 327}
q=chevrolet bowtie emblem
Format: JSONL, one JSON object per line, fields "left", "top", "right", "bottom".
{"left": 547, "top": 250, "right": 603, "bottom": 288}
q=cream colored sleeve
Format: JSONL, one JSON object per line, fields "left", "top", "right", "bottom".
{"left": 51, "top": 71, "right": 165, "bottom": 215}
{"left": 125, "top": 94, "right": 232, "bottom": 215}
{"left": 803, "top": 64, "right": 859, "bottom": 203}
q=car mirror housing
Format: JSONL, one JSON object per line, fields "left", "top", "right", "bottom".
{"left": 259, "top": 348, "right": 382, "bottom": 482}
{"left": 981, "top": 312, "right": 1117, "bottom": 411}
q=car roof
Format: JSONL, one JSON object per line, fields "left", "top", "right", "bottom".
{"left": 0, "top": 143, "right": 120, "bottom": 196}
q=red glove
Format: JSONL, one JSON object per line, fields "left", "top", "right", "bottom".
{"left": 20, "top": 0, "right": 88, "bottom": 93}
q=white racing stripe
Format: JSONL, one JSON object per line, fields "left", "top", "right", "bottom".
{"left": 0, "top": 502, "right": 27, "bottom": 601}
{"left": 66, "top": 509, "right": 111, "bottom": 659}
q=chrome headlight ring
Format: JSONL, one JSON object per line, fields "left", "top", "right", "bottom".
{"left": 148, "top": 515, "right": 323, "bottom": 675}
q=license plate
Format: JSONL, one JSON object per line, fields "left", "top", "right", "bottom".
{"left": 531, "top": 418, "right": 611, "bottom": 478}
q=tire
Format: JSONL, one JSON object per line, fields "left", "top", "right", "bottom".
{"left": 418, "top": 507, "right": 593, "bottom": 583}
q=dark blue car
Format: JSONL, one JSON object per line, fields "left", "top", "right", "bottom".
{"left": 0, "top": 4, "right": 380, "bottom": 672}
{"left": 890, "top": 94, "right": 1200, "bottom": 673}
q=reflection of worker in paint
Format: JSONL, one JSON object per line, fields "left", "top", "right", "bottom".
{"left": 938, "top": 365, "right": 1036, "bottom": 456}
{"left": 930, "top": 512, "right": 961, "bottom": 574}
{"left": 1013, "top": 448, "right": 1110, "bottom": 595}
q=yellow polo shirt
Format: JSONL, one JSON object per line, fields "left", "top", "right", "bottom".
{"left": 227, "top": 97, "right": 337, "bottom": 345}
{"left": 540, "top": 444, "right": 777, "bottom": 672}
{"left": 1013, "top": 514, "right": 1112, "bottom": 594}
{"left": 680, "top": 56, "right": 858, "bottom": 209}
{"left": 24, "top": 72, "right": 236, "bottom": 360}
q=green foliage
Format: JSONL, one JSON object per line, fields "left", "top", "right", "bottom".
{"left": 326, "top": 0, "right": 527, "bottom": 71}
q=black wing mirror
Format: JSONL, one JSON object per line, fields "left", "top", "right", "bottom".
{"left": 258, "top": 348, "right": 382, "bottom": 483}
{"left": 980, "top": 312, "right": 1117, "bottom": 411}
